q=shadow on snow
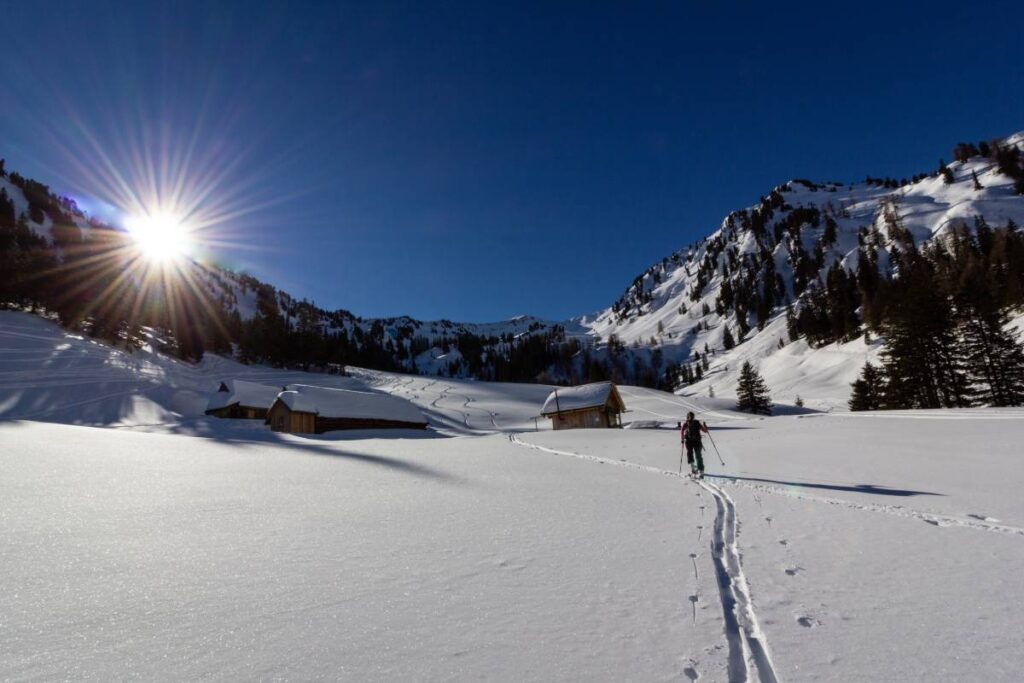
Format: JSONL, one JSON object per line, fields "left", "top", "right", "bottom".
{"left": 707, "top": 474, "right": 942, "bottom": 498}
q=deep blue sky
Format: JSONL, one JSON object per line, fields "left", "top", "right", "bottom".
{"left": 2, "top": 1, "right": 1022, "bottom": 321}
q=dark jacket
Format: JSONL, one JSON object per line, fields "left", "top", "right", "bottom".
{"left": 682, "top": 419, "right": 708, "bottom": 445}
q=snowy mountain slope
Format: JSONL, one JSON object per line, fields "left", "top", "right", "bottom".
{"left": 0, "top": 309, "right": 688, "bottom": 434}
{"left": 4, "top": 132, "right": 1024, "bottom": 400}
{"left": 0, "top": 171, "right": 570, "bottom": 379}
{"left": 574, "top": 131, "right": 1024, "bottom": 404}
{"left": 0, "top": 310, "right": 376, "bottom": 428}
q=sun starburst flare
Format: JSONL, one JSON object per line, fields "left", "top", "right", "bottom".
{"left": 124, "top": 210, "right": 194, "bottom": 262}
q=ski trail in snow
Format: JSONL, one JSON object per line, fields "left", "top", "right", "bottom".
{"left": 618, "top": 388, "right": 737, "bottom": 421}
{"left": 510, "top": 435, "right": 780, "bottom": 682}
{"left": 511, "top": 435, "right": 1024, "bottom": 537}
{"left": 709, "top": 477, "right": 1024, "bottom": 537}
{"left": 698, "top": 477, "right": 780, "bottom": 683}
{"left": 510, "top": 435, "right": 682, "bottom": 478}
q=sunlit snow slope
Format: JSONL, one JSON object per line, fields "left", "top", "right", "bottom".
{"left": 3, "top": 310, "right": 1024, "bottom": 681}
{"left": 574, "top": 132, "right": 1024, "bottom": 406}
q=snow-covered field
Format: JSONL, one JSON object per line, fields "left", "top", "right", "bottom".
{"left": 2, "top": 311, "right": 1024, "bottom": 681}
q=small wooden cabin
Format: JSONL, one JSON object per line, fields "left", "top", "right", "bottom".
{"left": 266, "top": 384, "right": 428, "bottom": 434}
{"left": 540, "top": 381, "right": 626, "bottom": 430}
{"left": 205, "top": 380, "right": 282, "bottom": 420}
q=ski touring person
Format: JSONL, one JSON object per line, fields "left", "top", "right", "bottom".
{"left": 681, "top": 411, "right": 710, "bottom": 478}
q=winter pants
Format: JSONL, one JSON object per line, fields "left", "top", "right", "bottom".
{"left": 685, "top": 441, "right": 704, "bottom": 472}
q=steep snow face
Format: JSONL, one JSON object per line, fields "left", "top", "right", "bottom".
{"left": 575, "top": 133, "right": 1024, "bottom": 405}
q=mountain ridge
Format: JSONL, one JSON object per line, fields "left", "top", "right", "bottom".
{"left": 2, "top": 131, "right": 1024, "bottom": 403}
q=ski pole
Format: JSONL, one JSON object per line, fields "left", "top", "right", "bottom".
{"left": 706, "top": 432, "right": 725, "bottom": 467}
{"left": 678, "top": 443, "right": 685, "bottom": 475}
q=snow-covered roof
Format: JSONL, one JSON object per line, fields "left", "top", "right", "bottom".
{"left": 541, "top": 382, "right": 623, "bottom": 415}
{"left": 207, "top": 379, "right": 282, "bottom": 411}
{"left": 276, "top": 384, "right": 426, "bottom": 423}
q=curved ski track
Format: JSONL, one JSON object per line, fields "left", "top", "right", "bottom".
{"left": 510, "top": 435, "right": 781, "bottom": 682}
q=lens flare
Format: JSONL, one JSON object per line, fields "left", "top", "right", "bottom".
{"left": 125, "top": 211, "right": 194, "bottom": 262}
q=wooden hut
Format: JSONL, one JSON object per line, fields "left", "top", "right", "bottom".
{"left": 540, "top": 381, "right": 626, "bottom": 430}
{"left": 265, "top": 384, "right": 428, "bottom": 434}
{"left": 205, "top": 380, "right": 281, "bottom": 420}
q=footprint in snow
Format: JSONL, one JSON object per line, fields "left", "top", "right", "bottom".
{"left": 785, "top": 566, "right": 803, "bottom": 576}
{"left": 967, "top": 513, "right": 999, "bottom": 522}
{"left": 683, "top": 664, "right": 700, "bottom": 681}
{"left": 797, "top": 616, "right": 821, "bottom": 628}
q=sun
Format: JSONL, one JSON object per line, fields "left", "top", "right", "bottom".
{"left": 125, "top": 211, "right": 193, "bottom": 262}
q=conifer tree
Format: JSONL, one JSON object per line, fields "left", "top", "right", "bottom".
{"left": 959, "top": 307, "right": 1024, "bottom": 406}
{"left": 785, "top": 303, "right": 798, "bottom": 343}
{"left": 879, "top": 256, "right": 970, "bottom": 408}
{"left": 849, "top": 362, "right": 884, "bottom": 410}
{"left": 736, "top": 361, "right": 772, "bottom": 414}
{"left": 722, "top": 325, "right": 736, "bottom": 350}
{"left": 939, "top": 160, "right": 954, "bottom": 184}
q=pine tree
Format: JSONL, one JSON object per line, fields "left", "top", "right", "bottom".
{"left": 736, "top": 361, "right": 772, "bottom": 415}
{"left": 722, "top": 326, "right": 736, "bottom": 350}
{"left": 849, "top": 362, "right": 884, "bottom": 410}
{"left": 959, "top": 308, "right": 1024, "bottom": 406}
{"left": 939, "top": 159, "right": 954, "bottom": 184}
{"left": 785, "top": 303, "right": 798, "bottom": 343}
{"left": 879, "top": 256, "right": 970, "bottom": 408}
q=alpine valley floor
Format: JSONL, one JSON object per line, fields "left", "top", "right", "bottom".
{"left": 2, "top": 311, "right": 1024, "bottom": 681}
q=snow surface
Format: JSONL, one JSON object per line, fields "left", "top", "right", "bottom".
{"left": 277, "top": 384, "right": 426, "bottom": 423}
{"left": 540, "top": 381, "right": 616, "bottom": 415}
{"left": 3, "top": 312, "right": 1024, "bottom": 681}
{"left": 206, "top": 378, "right": 282, "bottom": 411}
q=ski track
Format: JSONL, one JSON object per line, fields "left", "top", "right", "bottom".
{"left": 714, "top": 477, "right": 1024, "bottom": 537}
{"left": 698, "top": 477, "right": 780, "bottom": 683}
{"left": 511, "top": 435, "right": 1024, "bottom": 538}
{"left": 618, "top": 387, "right": 737, "bottom": 422}
{"left": 511, "top": 431, "right": 1024, "bottom": 678}
{"left": 375, "top": 376, "right": 502, "bottom": 433}
{"left": 510, "top": 434, "right": 780, "bottom": 682}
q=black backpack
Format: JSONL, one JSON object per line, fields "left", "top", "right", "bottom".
{"left": 685, "top": 419, "right": 702, "bottom": 443}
